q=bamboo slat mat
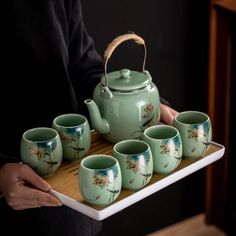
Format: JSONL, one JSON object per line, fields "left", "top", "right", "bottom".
{"left": 45, "top": 131, "right": 223, "bottom": 210}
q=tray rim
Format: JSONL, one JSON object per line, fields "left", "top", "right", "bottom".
{"left": 50, "top": 141, "right": 225, "bottom": 221}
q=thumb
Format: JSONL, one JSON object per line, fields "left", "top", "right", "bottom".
{"left": 19, "top": 164, "right": 51, "bottom": 192}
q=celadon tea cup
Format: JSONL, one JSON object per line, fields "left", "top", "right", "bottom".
{"left": 112, "top": 139, "right": 153, "bottom": 190}
{"left": 52, "top": 113, "right": 91, "bottom": 162}
{"left": 142, "top": 125, "right": 182, "bottom": 174}
{"left": 20, "top": 127, "right": 63, "bottom": 177}
{"left": 173, "top": 111, "right": 212, "bottom": 159}
{"left": 79, "top": 155, "right": 122, "bottom": 206}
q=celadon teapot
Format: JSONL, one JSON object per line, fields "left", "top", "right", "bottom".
{"left": 84, "top": 33, "right": 160, "bottom": 143}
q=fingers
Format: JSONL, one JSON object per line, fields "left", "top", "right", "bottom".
{"left": 160, "top": 104, "right": 178, "bottom": 125}
{"left": 0, "top": 163, "right": 62, "bottom": 210}
{"left": 9, "top": 185, "right": 62, "bottom": 210}
{"left": 26, "top": 186, "right": 62, "bottom": 206}
{"left": 160, "top": 104, "right": 172, "bottom": 125}
{"left": 169, "top": 106, "right": 179, "bottom": 116}
{"left": 18, "top": 163, "right": 52, "bottom": 192}
{"left": 17, "top": 164, "right": 63, "bottom": 208}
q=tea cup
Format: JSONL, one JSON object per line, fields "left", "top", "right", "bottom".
{"left": 20, "top": 127, "right": 63, "bottom": 177}
{"left": 52, "top": 113, "right": 91, "bottom": 162}
{"left": 112, "top": 139, "right": 153, "bottom": 190}
{"left": 173, "top": 111, "right": 212, "bottom": 159}
{"left": 78, "top": 154, "right": 122, "bottom": 206}
{"left": 142, "top": 125, "right": 182, "bottom": 174}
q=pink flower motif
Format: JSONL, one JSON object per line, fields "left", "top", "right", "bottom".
{"left": 30, "top": 146, "right": 37, "bottom": 156}
{"left": 144, "top": 103, "right": 154, "bottom": 113}
{"left": 93, "top": 175, "right": 111, "bottom": 189}
{"left": 126, "top": 159, "right": 140, "bottom": 173}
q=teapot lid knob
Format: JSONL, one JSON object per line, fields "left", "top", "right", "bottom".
{"left": 120, "top": 69, "right": 131, "bottom": 80}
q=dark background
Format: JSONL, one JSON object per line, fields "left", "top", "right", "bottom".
{"left": 81, "top": 0, "right": 210, "bottom": 235}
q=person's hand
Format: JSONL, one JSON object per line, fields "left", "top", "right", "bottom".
{"left": 0, "top": 163, "right": 62, "bottom": 210}
{"left": 160, "top": 103, "right": 178, "bottom": 125}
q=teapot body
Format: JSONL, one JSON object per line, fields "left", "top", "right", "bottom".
{"left": 93, "top": 81, "right": 160, "bottom": 143}
{"left": 85, "top": 33, "right": 161, "bottom": 143}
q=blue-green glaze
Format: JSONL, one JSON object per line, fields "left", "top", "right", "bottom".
{"left": 142, "top": 125, "right": 182, "bottom": 174}
{"left": 52, "top": 114, "right": 91, "bottom": 162}
{"left": 112, "top": 139, "right": 153, "bottom": 190}
{"left": 85, "top": 69, "right": 160, "bottom": 143}
{"left": 173, "top": 111, "right": 212, "bottom": 159}
{"left": 20, "top": 127, "right": 62, "bottom": 177}
{"left": 79, "top": 155, "right": 122, "bottom": 206}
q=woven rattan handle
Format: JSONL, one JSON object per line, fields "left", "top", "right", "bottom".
{"left": 103, "top": 33, "right": 147, "bottom": 87}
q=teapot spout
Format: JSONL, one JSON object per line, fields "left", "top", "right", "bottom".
{"left": 84, "top": 99, "right": 110, "bottom": 134}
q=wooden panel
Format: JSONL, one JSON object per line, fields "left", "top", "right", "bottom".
{"left": 215, "top": 0, "right": 236, "bottom": 13}
{"left": 206, "top": 0, "right": 233, "bottom": 231}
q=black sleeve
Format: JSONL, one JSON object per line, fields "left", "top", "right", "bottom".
{"left": 68, "top": 0, "right": 104, "bottom": 115}
{"left": 0, "top": 153, "right": 18, "bottom": 169}
{"left": 160, "top": 97, "right": 171, "bottom": 107}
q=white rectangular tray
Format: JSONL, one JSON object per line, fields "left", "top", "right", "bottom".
{"left": 46, "top": 134, "right": 225, "bottom": 221}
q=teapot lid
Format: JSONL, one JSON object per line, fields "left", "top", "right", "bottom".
{"left": 101, "top": 69, "right": 151, "bottom": 91}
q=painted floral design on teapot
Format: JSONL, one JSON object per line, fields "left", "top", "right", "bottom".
{"left": 85, "top": 33, "right": 160, "bottom": 143}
